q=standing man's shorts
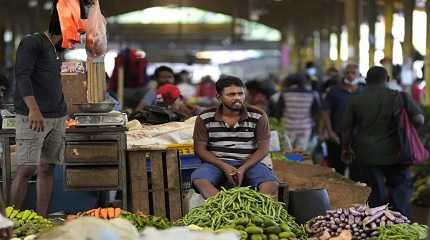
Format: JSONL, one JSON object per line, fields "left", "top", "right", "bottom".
{"left": 191, "top": 160, "right": 278, "bottom": 189}
{"left": 15, "top": 114, "right": 67, "bottom": 165}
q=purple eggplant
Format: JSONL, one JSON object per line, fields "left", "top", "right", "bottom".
{"left": 349, "top": 207, "right": 361, "bottom": 216}
{"left": 365, "top": 205, "right": 387, "bottom": 215}
{"left": 363, "top": 210, "right": 385, "bottom": 225}
{"left": 384, "top": 211, "right": 396, "bottom": 221}
{"left": 354, "top": 216, "right": 361, "bottom": 224}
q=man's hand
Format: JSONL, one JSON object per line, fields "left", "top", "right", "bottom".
{"left": 328, "top": 130, "right": 340, "bottom": 144}
{"left": 28, "top": 109, "right": 44, "bottom": 132}
{"left": 222, "top": 164, "right": 238, "bottom": 185}
{"left": 341, "top": 149, "right": 354, "bottom": 165}
{"left": 235, "top": 165, "right": 248, "bottom": 186}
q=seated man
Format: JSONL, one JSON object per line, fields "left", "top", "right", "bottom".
{"left": 191, "top": 76, "right": 279, "bottom": 199}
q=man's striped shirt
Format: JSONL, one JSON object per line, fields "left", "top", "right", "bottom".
{"left": 193, "top": 105, "right": 272, "bottom": 168}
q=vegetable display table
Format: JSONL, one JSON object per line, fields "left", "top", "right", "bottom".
{"left": 63, "top": 127, "right": 128, "bottom": 210}
{"left": 0, "top": 127, "right": 128, "bottom": 210}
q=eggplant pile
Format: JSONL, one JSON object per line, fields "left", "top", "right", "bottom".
{"left": 305, "top": 204, "right": 410, "bottom": 240}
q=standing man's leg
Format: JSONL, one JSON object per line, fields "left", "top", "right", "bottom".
{"left": 361, "top": 166, "right": 386, "bottom": 208}
{"left": 295, "top": 130, "right": 312, "bottom": 152}
{"left": 326, "top": 140, "right": 345, "bottom": 175}
{"left": 386, "top": 165, "right": 412, "bottom": 218}
{"left": 11, "top": 166, "right": 36, "bottom": 209}
{"left": 36, "top": 164, "right": 55, "bottom": 216}
{"left": 12, "top": 115, "right": 44, "bottom": 209}
{"left": 37, "top": 117, "right": 66, "bottom": 216}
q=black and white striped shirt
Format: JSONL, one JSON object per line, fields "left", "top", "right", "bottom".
{"left": 194, "top": 105, "right": 272, "bottom": 168}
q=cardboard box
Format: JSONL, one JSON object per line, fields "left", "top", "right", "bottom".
{"left": 61, "top": 73, "right": 87, "bottom": 114}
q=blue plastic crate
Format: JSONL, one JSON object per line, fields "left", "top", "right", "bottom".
{"left": 285, "top": 153, "right": 304, "bottom": 162}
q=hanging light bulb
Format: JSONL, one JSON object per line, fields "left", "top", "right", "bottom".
{"left": 28, "top": 0, "right": 38, "bottom": 8}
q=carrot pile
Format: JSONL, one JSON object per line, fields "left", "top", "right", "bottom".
{"left": 69, "top": 207, "right": 121, "bottom": 220}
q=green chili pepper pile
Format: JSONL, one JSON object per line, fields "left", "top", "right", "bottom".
{"left": 375, "top": 223, "right": 428, "bottom": 240}
{"left": 181, "top": 187, "right": 306, "bottom": 239}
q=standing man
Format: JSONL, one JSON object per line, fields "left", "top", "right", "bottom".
{"left": 11, "top": 8, "right": 67, "bottom": 216}
{"left": 322, "top": 64, "right": 363, "bottom": 177}
{"left": 342, "top": 66, "right": 424, "bottom": 217}
{"left": 191, "top": 76, "right": 279, "bottom": 199}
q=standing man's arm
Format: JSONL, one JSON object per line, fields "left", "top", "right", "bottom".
{"left": 341, "top": 99, "right": 355, "bottom": 163}
{"left": 403, "top": 93, "right": 425, "bottom": 127}
{"left": 15, "top": 37, "right": 44, "bottom": 132}
{"left": 193, "top": 116, "right": 237, "bottom": 184}
{"left": 322, "top": 90, "right": 340, "bottom": 143}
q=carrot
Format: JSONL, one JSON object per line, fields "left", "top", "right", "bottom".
{"left": 100, "top": 208, "right": 108, "bottom": 219}
{"left": 107, "top": 208, "right": 114, "bottom": 219}
{"left": 94, "top": 208, "right": 101, "bottom": 218}
{"left": 67, "top": 215, "right": 78, "bottom": 221}
{"left": 114, "top": 208, "right": 121, "bottom": 218}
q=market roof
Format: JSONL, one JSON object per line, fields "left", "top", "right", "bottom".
{"left": 0, "top": 0, "right": 409, "bottom": 38}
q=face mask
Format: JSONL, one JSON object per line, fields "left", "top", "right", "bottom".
{"left": 344, "top": 78, "right": 360, "bottom": 86}
{"left": 307, "top": 67, "right": 317, "bottom": 76}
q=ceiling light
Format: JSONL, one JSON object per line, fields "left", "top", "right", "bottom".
{"left": 43, "top": 1, "right": 53, "bottom": 10}
{"left": 28, "top": 0, "right": 38, "bottom": 8}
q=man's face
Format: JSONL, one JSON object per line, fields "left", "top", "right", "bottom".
{"left": 219, "top": 85, "right": 245, "bottom": 111}
{"left": 345, "top": 67, "right": 359, "bottom": 82}
{"left": 157, "top": 71, "right": 175, "bottom": 84}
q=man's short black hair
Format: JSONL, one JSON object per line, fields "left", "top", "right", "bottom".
{"left": 154, "top": 65, "right": 174, "bottom": 79}
{"left": 216, "top": 75, "right": 244, "bottom": 94}
{"left": 366, "top": 66, "right": 389, "bottom": 85}
{"left": 48, "top": 1, "right": 62, "bottom": 35}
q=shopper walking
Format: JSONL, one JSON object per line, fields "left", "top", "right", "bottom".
{"left": 342, "top": 66, "right": 424, "bottom": 217}
{"left": 278, "top": 73, "right": 322, "bottom": 151}
{"left": 322, "top": 64, "right": 364, "bottom": 177}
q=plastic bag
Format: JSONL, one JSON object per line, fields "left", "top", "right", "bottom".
{"left": 86, "top": 0, "right": 107, "bottom": 58}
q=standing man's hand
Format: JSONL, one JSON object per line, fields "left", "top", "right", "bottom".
{"left": 28, "top": 109, "right": 44, "bottom": 132}
{"left": 222, "top": 164, "right": 238, "bottom": 186}
{"left": 328, "top": 130, "right": 340, "bottom": 144}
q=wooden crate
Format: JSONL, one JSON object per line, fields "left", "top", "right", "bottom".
{"left": 127, "top": 150, "right": 183, "bottom": 221}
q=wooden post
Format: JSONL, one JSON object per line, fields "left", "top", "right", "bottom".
{"left": 345, "top": 0, "right": 360, "bottom": 64}
{"left": 320, "top": 28, "right": 331, "bottom": 70}
{"left": 118, "top": 66, "right": 124, "bottom": 109}
{"left": 384, "top": 0, "right": 394, "bottom": 65}
{"left": 368, "top": 0, "right": 378, "bottom": 67}
{"left": 336, "top": 29, "right": 342, "bottom": 69}
{"left": 289, "top": 31, "right": 300, "bottom": 73}
{"left": 403, "top": 0, "right": 415, "bottom": 62}
{"left": 425, "top": 1, "right": 430, "bottom": 106}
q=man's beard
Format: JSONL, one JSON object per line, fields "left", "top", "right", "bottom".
{"left": 223, "top": 102, "right": 243, "bottom": 112}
